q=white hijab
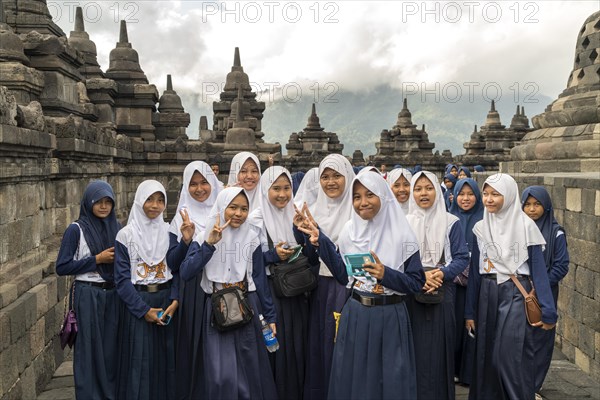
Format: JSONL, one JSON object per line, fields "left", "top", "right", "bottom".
{"left": 169, "top": 161, "right": 222, "bottom": 241}
{"left": 310, "top": 154, "right": 356, "bottom": 243}
{"left": 387, "top": 168, "right": 413, "bottom": 213}
{"left": 338, "top": 173, "right": 419, "bottom": 279}
{"left": 406, "top": 171, "right": 459, "bottom": 268}
{"left": 249, "top": 166, "right": 298, "bottom": 252}
{"left": 473, "top": 173, "right": 546, "bottom": 284}
{"left": 227, "top": 151, "right": 261, "bottom": 211}
{"left": 294, "top": 167, "right": 320, "bottom": 208}
{"left": 201, "top": 187, "right": 261, "bottom": 284}
{"left": 119, "top": 180, "right": 170, "bottom": 266}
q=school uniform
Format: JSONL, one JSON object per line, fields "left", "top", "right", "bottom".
{"left": 114, "top": 180, "right": 184, "bottom": 400}
{"left": 521, "top": 186, "right": 570, "bottom": 392}
{"left": 308, "top": 172, "right": 425, "bottom": 399}
{"left": 304, "top": 154, "right": 355, "bottom": 400}
{"left": 464, "top": 174, "right": 557, "bottom": 400}
{"left": 228, "top": 151, "right": 262, "bottom": 211}
{"left": 406, "top": 171, "right": 469, "bottom": 400}
{"left": 168, "top": 161, "right": 222, "bottom": 400}
{"left": 249, "top": 167, "right": 321, "bottom": 400}
{"left": 449, "top": 178, "right": 484, "bottom": 385}
{"left": 179, "top": 187, "right": 278, "bottom": 400}
{"left": 443, "top": 173, "right": 458, "bottom": 210}
{"left": 55, "top": 181, "right": 120, "bottom": 400}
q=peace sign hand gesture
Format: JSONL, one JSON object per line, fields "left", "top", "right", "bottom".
{"left": 297, "top": 218, "right": 320, "bottom": 247}
{"left": 180, "top": 208, "right": 196, "bottom": 245}
{"left": 206, "top": 213, "right": 231, "bottom": 246}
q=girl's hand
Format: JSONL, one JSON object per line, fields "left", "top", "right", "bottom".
{"left": 96, "top": 247, "right": 115, "bottom": 264}
{"left": 179, "top": 209, "right": 196, "bottom": 245}
{"left": 275, "top": 242, "right": 294, "bottom": 260}
{"left": 269, "top": 323, "right": 277, "bottom": 337}
{"left": 144, "top": 307, "right": 164, "bottom": 325}
{"left": 206, "top": 213, "right": 231, "bottom": 246}
{"left": 541, "top": 322, "right": 556, "bottom": 331}
{"left": 423, "top": 268, "right": 444, "bottom": 292}
{"left": 293, "top": 203, "right": 307, "bottom": 228}
{"left": 162, "top": 300, "right": 178, "bottom": 323}
{"left": 297, "top": 220, "right": 320, "bottom": 247}
{"left": 362, "top": 251, "right": 385, "bottom": 280}
{"left": 465, "top": 319, "right": 476, "bottom": 332}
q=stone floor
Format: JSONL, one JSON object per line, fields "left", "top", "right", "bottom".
{"left": 37, "top": 348, "right": 599, "bottom": 400}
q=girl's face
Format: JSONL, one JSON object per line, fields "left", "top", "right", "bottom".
{"left": 188, "top": 171, "right": 212, "bottom": 202}
{"left": 450, "top": 167, "right": 458, "bottom": 177}
{"left": 92, "top": 197, "right": 113, "bottom": 219}
{"left": 392, "top": 175, "right": 411, "bottom": 204}
{"left": 320, "top": 167, "right": 346, "bottom": 199}
{"left": 458, "top": 170, "right": 467, "bottom": 179}
{"left": 352, "top": 181, "right": 381, "bottom": 221}
{"left": 523, "top": 195, "right": 544, "bottom": 221}
{"left": 482, "top": 184, "right": 504, "bottom": 213}
{"left": 238, "top": 158, "right": 260, "bottom": 191}
{"left": 224, "top": 193, "right": 249, "bottom": 228}
{"left": 413, "top": 176, "right": 436, "bottom": 209}
{"left": 268, "top": 174, "right": 292, "bottom": 209}
{"left": 143, "top": 192, "right": 166, "bottom": 219}
{"left": 457, "top": 184, "right": 476, "bottom": 212}
{"left": 444, "top": 178, "right": 454, "bottom": 189}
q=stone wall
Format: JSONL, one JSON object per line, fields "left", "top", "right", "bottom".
{"left": 0, "top": 123, "right": 210, "bottom": 400}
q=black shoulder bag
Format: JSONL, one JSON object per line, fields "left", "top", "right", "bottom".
{"left": 414, "top": 250, "right": 446, "bottom": 304}
{"left": 211, "top": 277, "right": 254, "bottom": 332}
{"left": 267, "top": 234, "right": 318, "bottom": 298}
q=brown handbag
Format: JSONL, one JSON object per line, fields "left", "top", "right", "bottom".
{"left": 509, "top": 274, "right": 543, "bottom": 327}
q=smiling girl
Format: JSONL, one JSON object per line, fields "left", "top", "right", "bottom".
{"left": 228, "top": 151, "right": 262, "bottom": 211}
{"left": 465, "top": 174, "right": 557, "bottom": 400}
{"left": 56, "top": 181, "right": 121, "bottom": 399}
{"left": 298, "top": 172, "right": 425, "bottom": 399}
{"left": 405, "top": 171, "right": 470, "bottom": 400}
{"left": 179, "top": 187, "right": 278, "bottom": 399}
{"left": 386, "top": 167, "right": 413, "bottom": 213}
{"left": 114, "top": 180, "right": 182, "bottom": 400}
{"left": 521, "top": 186, "right": 569, "bottom": 395}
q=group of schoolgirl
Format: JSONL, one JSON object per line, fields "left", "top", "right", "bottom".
{"left": 55, "top": 151, "right": 568, "bottom": 400}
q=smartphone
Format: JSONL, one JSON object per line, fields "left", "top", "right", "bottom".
{"left": 343, "top": 253, "right": 376, "bottom": 280}
{"left": 287, "top": 245, "right": 303, "bottom": 263}
{"left": 157, "top": 311, "right": 171, "bottom": 325}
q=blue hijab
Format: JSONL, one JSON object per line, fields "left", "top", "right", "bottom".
{"left": 443, "top": 173, "right": 458, "bottom": 210}
{"left": 291, "top": 171, "right": 305, "bottom": 196}
{"left": 458, "top": 166, "right": 472, "bottom": 178}
{"left": 474, "top": 165, "right": 485, "bottom": 172}
{"left": 445, "top": 164, "right": 457, "bottom": 175}
{"left": 521, "top": 186, "right": 564, "bottom": 269}
{"left": 449, "top": 178, "right": 484, "bottom": 251}
{"left": 76, "top": 181, "right": 120, "bottom": 281}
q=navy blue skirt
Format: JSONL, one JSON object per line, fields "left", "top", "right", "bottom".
{"left": 468, "top": 276, "right": 502, "bottom": 400}
{"left": 304, "top": 276, "right": 350, "bottom": 400}
{"left": 495, "top": 277, "right": 536, "bottom": 400}
{"left": 72, "top": 282, "right": 120, "bottom": 400}
{"left": 267, "top": 279, "right": 309, "bottom": 400}
{"left": 533, "top": 284, "right": 558, "bottom": 392}
{"left": 454, "top": 284, "right": 475, "bottom": 385}
{"left": 117, "top": 287, "right": 177, "bottom": 400}
{"left": 202, "top": 291, "right": 278, "bottom": 400}
{"left": 328, "top": 293, "right": 417, "bottom": 400}
{"left": 406, "top": 282, "right": 456, "bottom": 400}
{"left": 175, "top": 275, "right": 206, "bottom": 400}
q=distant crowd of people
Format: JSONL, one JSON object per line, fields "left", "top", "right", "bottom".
{"left": 56, "top": 152, "right": 568, "bottom": 400}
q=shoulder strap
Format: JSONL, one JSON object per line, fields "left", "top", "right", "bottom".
{"left": 509, "top": 274, "right": 531, "bottom": 297}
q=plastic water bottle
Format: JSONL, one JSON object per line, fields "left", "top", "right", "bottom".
{"left": 259, "top": 314, "right": 279, "bottom": 352}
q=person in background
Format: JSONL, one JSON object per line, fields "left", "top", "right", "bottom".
{"left": 227, "top": 151, "right": 262, "bottom": 210}
{"left": 56, "top": 181, "right": 121, "bottom": 400}
{"left": 457, "top": 166, "right": 472, "bottom": 180}
{"left": 387, "top": 167, "right": 413, "bottom": 213}
{"left": 522, "top": 186, "right": 569, "bottom": 397}
{"left": 443, "top": 173, "right": 458, "bottom": 210}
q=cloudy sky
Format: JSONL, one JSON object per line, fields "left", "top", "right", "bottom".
{"left": 48, "top": 0, "right": 597, "bottom": 136}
